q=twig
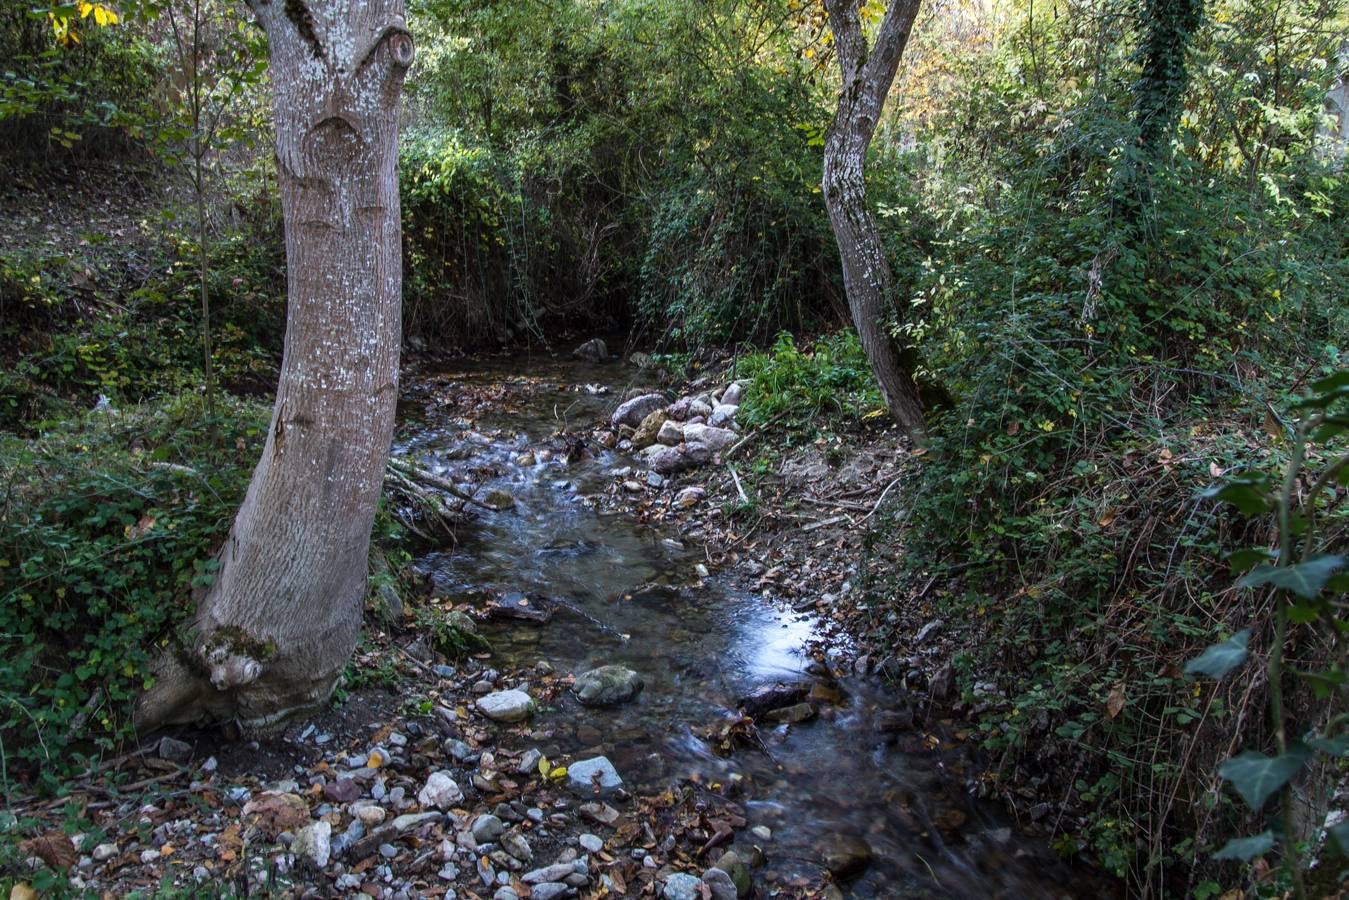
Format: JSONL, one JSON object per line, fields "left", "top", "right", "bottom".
{"left": 859, "top": 475, "right": 904, "bottom": 525}
{"left": 727, "top": 464, "right": 748, "bottom": 504}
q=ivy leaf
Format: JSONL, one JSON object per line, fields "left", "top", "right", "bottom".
{"left": 1218, "top": 746, "right": 1309, "bottom": 810}
{"left": 1227, "top": 548, "right": 1275, "bottom": 573}
{"left": 1213, "top": 831, "right": 1275, "bottom": 861}
{"left": 1239, "top": 555, "right": 1346, "bottom": 600}
{"left": 1185, "top": 630, "right": 1249, "bottom": 680}
{"left": 1305, "top": 733, "right": 1349, "bottom": 757}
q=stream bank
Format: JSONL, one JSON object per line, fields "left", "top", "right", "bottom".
{"left": 7, "top": 352, "right": 1111, "bottom": 899}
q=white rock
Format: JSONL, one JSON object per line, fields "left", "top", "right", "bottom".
{"left": 656, "top": 419, "right": 685, "bottom": 446}
{"left": 293, "top": 820, "right": 332, "bottom": 868}
{"left": 567, "top": 756, "right": 623, "bottom": 796}
{"left": 476, "top": 690, "right": 536, "bottom": 722}
{"left": 419, "top": 771, "right": 464, "bottom": 810}
{"left": 682, "top": 423, "right": 736, "bottom": 451}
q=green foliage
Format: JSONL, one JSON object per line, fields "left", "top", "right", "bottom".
{"left": 0, "top": 394, "right": 267, "bottom": 787}
{"left": 736, "top": 332, "right": 885, "bottom": 433}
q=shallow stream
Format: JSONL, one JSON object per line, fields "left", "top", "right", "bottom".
{"left": 397, "top": 356, "right": 1097, "bottom": 899}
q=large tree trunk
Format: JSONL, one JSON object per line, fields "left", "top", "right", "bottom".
{"left": 136, "top": 0, "right": 414, "bottom": 732}
{"left": 822, "top": 0, "right": 925, "bottom": 437}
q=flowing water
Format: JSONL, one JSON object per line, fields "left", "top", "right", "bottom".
{"left": 396, "top": 355, "right": 1103, "bottom": 899}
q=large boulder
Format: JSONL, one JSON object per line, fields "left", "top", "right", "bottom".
{"left": 682, "top": 423, "right": 736, "bottom": 452}
{"left": 572, "top": 338, "right": 608, "bottom": 362}
{"left": 631, "top": 409, "right": 668, "bottom": 450}
{"left": 572, "top": 665, "right": 644, "bottom": 706}
{"left": 611, "top": 393, "right": 667, "bottom": 429}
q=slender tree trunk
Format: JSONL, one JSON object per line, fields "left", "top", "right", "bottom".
{"left": 822, "top": 0, "right": 926, "bottom": 437}
{"left": 194, "top": 152, "right": 215, "bottom": 419}
{"left": 137, "top": 0, "right": 414, "bottom": 732}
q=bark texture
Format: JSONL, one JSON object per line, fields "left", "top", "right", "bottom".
{"left": 136, "top": 0, "right": 414, "bottom": 732}
{"left": 822, "top": 0, "right": 926, "bottom": 436}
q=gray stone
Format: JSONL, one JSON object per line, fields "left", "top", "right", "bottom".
{"left": 702, "top": 866, "right": 738, "bottom": 900}
{"left": 611, "top": 393, "right": 667, "bottom": 429}
{"left": 650, "top": 442, "right": 712, "bottom": 475}
{"left": 713, "top": 851, "right": 750, "bottom": 897}
{"left": 531, "top": 884, "right": 571, "bottom": 900}
{"left": 293, "top": 821, "right": 332, "bottom": 868}
{"left": 523, "top": 862, "right": 575, "bottom": 883}
{"left": 656, "top": 419, "right": 685, "bottom": 446}
{"left": 578, "top": 833, "right": 603, "bottom": 853}
{"left": 674, "top": 486, "right": 705, "bottom": 508}
{"left": 688, "top": 399, "right": 713, "bottom": 419}
{"left": 664, "top": 872, "right": 702, "bottom": 900}
{"left": 447, "top": 739, "right": 476, "bottom": 762}
{"left": 682, "top": 423, "right": 736, "bottom": 451}
{"left": 572, "top": 665, "right": 644, "bottom": 706}
{"left": 392, "top": 812, "right": 442, "bottom": 831}
{"left": 819, "top": 833, "right": 872, "bottom": 878}
{"left": 472, "top": 813, "right": 506, "bottom": 844}
{"left": 708, "top": 404, "right": 739, "bottom": 427}
{"left": 720, "top": 382, "right": 746, "bottom": 406}
{"left": 518, "top": 748, "right": 543, "bottom": 775}
{"left": 501, "top": 830, "right": 533, "bottom": 863}
{"left": 92, "top": 843, "right": 117, "bottom": 862}
{"left": 493, "top": 889, "right": 520, "bottom": 900}
{"left": 476, "top": 690, "right": 535, "bottom": 723}
{"left": 418, "top": 772, "right": 463, "bottom": 810}
{"left": 765, "top": 702, "right": 816, "bottom": 724}
{"left": 157, "top": 736, "right": 192, "bottom": 762}
{"left": 567, "top": 757, "right": 623, "bottom": 796}
{"left": 573, "top": 338, "right": 608, "bottom": 362}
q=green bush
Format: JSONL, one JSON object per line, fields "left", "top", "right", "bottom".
{"left": 735, "top": 331, "right": 884, "bottom": 433}
{"left": 0, "top": 395, "right": 267, "bottom": 789}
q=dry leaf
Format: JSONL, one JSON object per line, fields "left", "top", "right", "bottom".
{"left": 1105, "top": 685, "right": 1126, "bottom": 720}
{"left": 18, "top": 831, "right": 77, "bottom": 870}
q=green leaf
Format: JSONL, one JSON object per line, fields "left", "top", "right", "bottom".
{"left": 1305, "top": 733, "right": 1349, "bottom": 757}
{"left": 1213, "top": 831, "right": 1275, "bottom": 861}
{"left": 1310, "top": 370, "right": 1349, "bottom": 393}
{"left": 1239, "top": 555, "right": 1346, "bottom": 599}
{"left": 1228, "top": 548, "right": 1275, "bottom": 573}
{"left": 1218, "top": 746, "right": 1309, "bottom": 810}
{"left": 1293, "top": 668, "right": 1346, "bottom": 700}
{"left": 1185, "top": 630, "right": 1250, "bottom": 679}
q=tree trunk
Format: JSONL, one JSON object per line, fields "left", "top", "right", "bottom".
{"left": 136, "top": 0, "right": 414, "bottom": 732}
{"left": 822, "top": 0, "right": 926, "bottom": 437}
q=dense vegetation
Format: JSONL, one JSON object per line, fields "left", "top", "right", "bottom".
{"left": 1, "top": 0, "right": 1346, "bottom": 895}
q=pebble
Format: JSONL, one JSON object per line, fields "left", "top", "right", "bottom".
{"left": 418, "top": 771, "right": 464, "bottom": 810}
{"left": 139, "top": 849, "right": 160, "bottom": 864}
{"left": 518, "top": 748, "right": 543, "bottom": 774}
{"left": 578, "top": 833, "right": 603, "bottom": 853}
{"left": 751, "top": 825, "right": 772, "bottom": 841}
{"left": 476, "top": 689, "right": 536, "bottom": 722}
{"left": 532, "top": 884, "right": 571, "bottom": 900}
{"left": 702, "top": 867, "right": 738, "bottom": 900}
{"left": 472, "top": 814, "right": 506, "bottom": 844}
{"left": 92, "top": 843, "right": 117, "bottom": 862}
{"left": 567, "top": 756, "right": 623, "bottom": 796}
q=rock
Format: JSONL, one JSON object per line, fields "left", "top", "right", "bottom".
{"left": 579, "top": 802, "right": 620, "bottom": 826}
{"left": 819, "top": 833, "right": 872, "bottom": 878}
{"left": 92, "top": 843, "right": 117, "bottom": 862}
{"left": 579, "top": 833, "right": 603, "bottom": 853}
{"left": 764, "top": 702, "right": 816, "bottom": 723}
{"left": 631, "top": 409, "right": 669, "bottom": 449}
{"left": 242, "top": 792, "right": 311, "bottom": 838}
{"left": 656, "top": 419, "right": 685, "bottom": 446}
{"left": 572, "top": 665, "right": 644, "bottom": 706}
{"left": 930, "top": 661, "right": 955, "bottom": 702}
{"left": 391, "top": 812, "right": 441, "bottom": 831}
{"left": 501, "top": 830, "right": 533, "bottom": 863}
{"left": 567, "top": 757, "right": 623, "bottom": 796}
{"left": 323, "top": 778, "right": 361, "bottom": 804}
{"left": 682, "top": 423, "right": 736, "bottom": 451}
{"left": 473, "top": 813, "right": 506, "bottom": 844}
{"left": 484, "top": 489, "right": 516, "bottom": 511}
{"left": 674, "top": 486, "right": 705, "bottom": 508}
{"left": 664, "top": 872, "right": 702, "bottom": 900}
{"left": 418, "top": 771, "right": 463, "bottom": 810}
{"left": 873, "top": 707, "right": 915, "bottom": 733}
{"left": 523, "top": 862, "right": 575, "bottom": 883}
{"left": 750, "top": 825, "right": 771, "bottom": 841}
{"left": 915, "top": 618, "right": 942, "bottom": 642}
{"left": 447, "top": 739, "right": 476, "bottom": 763}
{"left": 713, "top": 851, "right": 750, "bottom": 897}
{"left": 651, "top": 442, "right": 711, "bottom": 475}
{"left": 356, "top": 805, "right": 387, "bottom": 827}
{"left": 737, "top": 682, "right": 809, "bottom": 718}
{"left": 708, "top": 404, "right": 738, "bottom": 427}
{"left": 720, "top": 382, "right": 746, "bottom": 406}
{"left": 493, "top": 889, "right": 520, "bottom": 900}
{"left": 157, "top": 736, "right": 192, "bottom": 762}
{"left": 477, "top": 690, "right": 536, "bottom": 722}
{"left": 611, "top": 393, "right": 667, "bottom": 429}
{"left": 518, "top": 748, "right": 543, "bottom": 775}
{"left": 573, "top": 338, "right": 608, "bottom": 362}
{"left": 665, "top": 397, "right": 692, "bottom": 421}
{"left": 702, "top": 866, "right": 738, "bottom": 900}
{"left": 293, "top": 821, "right": 332, "bottom": 868}
{"left": 628, "top": 351, "right": 652, "bottom": 369}
{"left": 688, "top": 399, "right": 713, "bottom": 419}
{"left": 531, "top": 884, "right": 571, "bottom": 900}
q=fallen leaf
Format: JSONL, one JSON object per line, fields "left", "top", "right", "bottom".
{"left": 1106, "top": 685, "right": 1126, "bottom": 720}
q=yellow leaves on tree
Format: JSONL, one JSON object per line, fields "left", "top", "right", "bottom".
{"left": 48, "top": 1, "right": 122, "bottom": 47}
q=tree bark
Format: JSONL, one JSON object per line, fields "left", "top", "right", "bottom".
{"left": 822, "top": 0, "right": 926, "bottom": 437}
{"left": 136, "top": 0, "right": 414, "bottom": 732}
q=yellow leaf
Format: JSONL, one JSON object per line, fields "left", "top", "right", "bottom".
{"left": 538, "top": 756, "right": 550, "bottom": 776}
{"left": 94, "top": 5, "right": 120, "bottom": 26}
{"left": 549, "top": 766, "right": 567, "bottom": 780}
{"left": 78, "top": 1, "right": 93, "bottom": 18}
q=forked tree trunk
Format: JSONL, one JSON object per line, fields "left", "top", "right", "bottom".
{"left": 136, "top": 0, "right": 414, "bottom": 731}
{"left": 822, "top": 0, "right": 926, "bottom": 437}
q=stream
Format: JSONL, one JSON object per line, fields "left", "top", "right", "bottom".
{"left": 395, "top": 355, "right": 1097, "bottom": 899}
